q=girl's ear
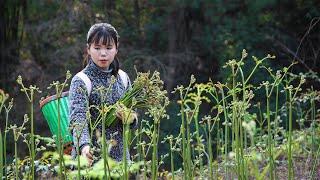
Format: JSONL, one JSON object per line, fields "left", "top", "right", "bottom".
{"left": 87, "top": 43, "right": 90, "bottom": 55}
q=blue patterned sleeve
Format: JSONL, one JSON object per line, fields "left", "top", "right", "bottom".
{"left": 68, "top": 76, "right": 91, "bottom": 151}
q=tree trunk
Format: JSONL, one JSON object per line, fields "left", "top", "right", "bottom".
{"left": 0, "top": 0, "right": 26, "bottom": 91}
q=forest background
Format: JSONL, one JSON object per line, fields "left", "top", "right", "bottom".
{"left": 1, "top": 0, "right": 319, "bottom": 165}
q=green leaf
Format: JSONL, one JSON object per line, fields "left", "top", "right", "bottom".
{"left": 63, "top": 154, "right": 88, "bottom": 168}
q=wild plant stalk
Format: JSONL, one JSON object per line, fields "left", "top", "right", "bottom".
{"left": 310, "top": 140, "right": 320, "bottom": 179}
{"left": 184, "top": 84, "right": 207, "bottom": 179}
{"left": 200, "top": 113, "right": 219, "bottom": 178}
{"left": 137, "top": 121, "right": 144, "bottom": 162}
{"left": 101, "top": 104, "right": 112, "bottom": 180}
{"left": 256, "top": 103, "right": 264, "bottom": 142}
{"left": 274, "top": 85, "right": 279, "bottom": 147}
{"left": 169, "top": 136, "right": 175, "bottom": 180}
{"left": 16, "top": 76, "right": 42, "bottom": 180}
{"left": 287, "top": 75, "right": 305, "bottom": 179}
{"left": 231, "top": 63, "right": 244, "bottom": 179}
{"left": 0, "top": 93, "right": 6, "bottom": 113}
{"left": 3, "top": 112, "right": 7, "bottom": 179}
{"left": 243, "top": 53, "right": 276, "bottom": 179}
{"left": 287, "top": 88, "right": 293, "bottom": 180}
{"left": 141, "top": 141, "right": 147, "bottom": 180}
{"left": 267, "top": 68, "right": 291, "bottom": 178}
{"left": 76, "top": 134, "right": 81, "bottom": 180}
{"left": 212, "top": 88, "right": 221, "bottom": 178}
{"left": 175, "top": 76, "right": 195, "bottom": 179}
{"left": 95, "top": 71, "right": 166, "bottom": 178}
{"left": 215, "top": 126, "right": 222, "bottom": 178}
{"left": 2, "top": 98, "right": 12, "bottom": 178}
{"left": 179, "top": 97, "right": 188, "bottom": 179}
{"left": 151, "top": 103, "right": 168, "bottom": 180}
{"left": 238, "top": 54, "right": 274, "bottom": 179}
{"left": 205, "top": 116, "right": 214, "bottom": 180}
{"left": 0, "top": 129, "right": 3, "bottom": 179}
{"left": 89, "top": 84, "right": 114, "bottom": 136}
{"left": 161, "top": 134, "right": 178, "bottom": 179}
{"left": 146, "top": 89, "right": 168, "bottom": 179}
{"left": 310, "top": 89, "right": 316, "bottom": 164}
{"left": 188, "top": 83, "right": 213, "bottom": 177}
{"left": 30, "top": 88, "right": 35, "bottom": 179}
{"left": 120, "top": 101, "right": 141, "bottom": 180}
{"left": 264, "top": 62, "right": 294, "bottom": 142}
{"left": 122, "top": 122, "right": 129, "bottom": 180}
{"left": 47, "top": 71, "right": 71, "bottom": 178}
{"left": 309, "top": 89, "right": 317, "bottom": 179}
{"left": 129, "top": 123, "right": 144, "bottom": 162}
{"left": 222, "top": 52, "right": 275, "bottom": 179}
{"left": 73, "top": 122, "right": 87, "bottom": 180}
{"left": 102, "top": 106, "right": 108, "bottom": 179}
{"left": 264, "top": 84, "right": 275, "bottom": 180}
{"left": 0, "top": 90, "right": 9, "bottom": 179}
{"left": 193, "top": 101, "right": 202, "bottom": 176}
{"left": 151, "top": 121, "right": 160, "bottom": 180}
{"left": 186, "top": 114, "right": 193, "bottom": 179}
{"left": 10, "top": 115, "right": 28, "bottom": 180}
{"left": 182, "top": 107, "right": 196, "bottom": 179}
{"left": 13, "top": 128, "right": 19, "bottom": 180}
{"left": 238, "top": 67, "right": 247, "bottom": 179}
{"left": 220, "top": 86, "right": 229, "bottom": 179}
{"left": 56, "top": 93, "right": 64, "bottom": 178}
{"left": 225, "top": 58, "right": 245, "bottom": 179}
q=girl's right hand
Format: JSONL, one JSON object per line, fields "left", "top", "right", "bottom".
{"left": 116, "top": 109, "right": 138, "bottom": 124}
{"left": 81, "top": 145, "right": 93, "bottom": 166}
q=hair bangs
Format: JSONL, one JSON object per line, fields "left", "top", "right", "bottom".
{"left": 90, "top": 28, "right": 117, "bottom": 47}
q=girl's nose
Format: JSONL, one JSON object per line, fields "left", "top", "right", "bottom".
{"left": 100, "top": 49, "right": 107, "bottom": 56}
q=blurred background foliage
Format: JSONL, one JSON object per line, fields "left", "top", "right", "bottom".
{"left": 1, "top": 0, "right": 319, "bottom": 159}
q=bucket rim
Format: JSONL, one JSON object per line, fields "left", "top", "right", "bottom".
{"left": 39, "top": 91, "right": 69, "bottom": 109}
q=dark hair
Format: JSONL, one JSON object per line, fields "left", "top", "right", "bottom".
{"left": 84, "top": 25, "right": 120, "bottom": 76}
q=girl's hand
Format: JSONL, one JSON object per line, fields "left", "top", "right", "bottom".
{"left": 116, "top": 110, "right": 138, "bottom": 124}
{"left": 81, "top": 145, "right": 93, "bottom": 166}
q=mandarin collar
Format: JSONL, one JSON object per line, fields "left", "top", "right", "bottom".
{"left": 86, "top": 58, "right": 113, "bottom": 77}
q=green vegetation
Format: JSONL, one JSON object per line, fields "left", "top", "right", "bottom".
{"left": 0, "top": 0, "right": 319, "bottom": 179}
{"left": 0, "top": 51, "right": 319, "bottom": 179}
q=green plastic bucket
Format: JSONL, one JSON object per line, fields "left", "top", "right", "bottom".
{"left": 39, "top": 92, "right": 72, "bottom": 147}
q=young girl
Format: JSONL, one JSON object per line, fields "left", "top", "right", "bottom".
{"left": 68, "top": 23, "right": 137, "bottom": 165}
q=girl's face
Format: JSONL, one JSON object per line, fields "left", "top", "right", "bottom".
{"left": 87, "top": 39, "right": 118, "bottom": 69}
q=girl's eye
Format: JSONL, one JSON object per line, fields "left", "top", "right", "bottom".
{"left": 107, "top": 47, "right": 112, "bottom": 50}
{"left": 94, "top": 47, "right": 100, "bottom": 50}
